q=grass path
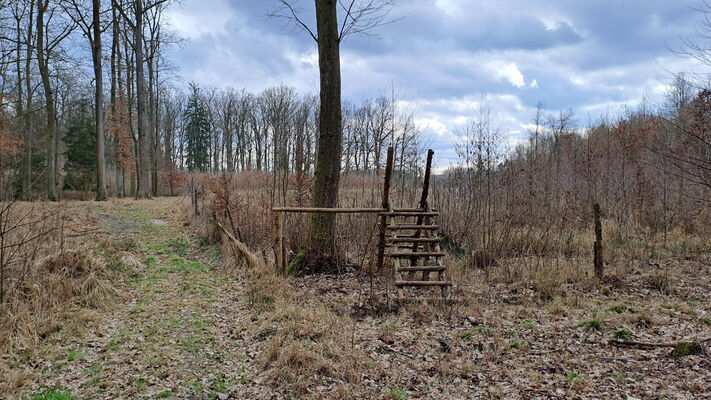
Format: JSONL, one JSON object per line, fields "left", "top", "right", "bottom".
{"left": 24, "top": 198, "right": 256, "bottom": 400}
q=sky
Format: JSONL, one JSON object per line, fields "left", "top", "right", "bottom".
{"left": 163, "top": 0, "right": 710, "bottom": 168}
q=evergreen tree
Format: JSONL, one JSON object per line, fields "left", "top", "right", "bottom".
{"left": 63, "top": 98, "right": 97, "bottom": 192}
{"left": 184, "top": 83, "right": 211, "bottom": 172}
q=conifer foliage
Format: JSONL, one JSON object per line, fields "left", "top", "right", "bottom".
{"left": 183, "top": 83, "right": 211, "bottom": 172}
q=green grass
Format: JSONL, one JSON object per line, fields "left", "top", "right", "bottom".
{"left": 167, "top": 238, "right": 189, "bottom": 256}
{"left": 388, "top": 388, "right": 409, "bottom": 400}
{"left": 700, "top": 317, "right": 711, "bottom": 325}
{"left": 164, "top": 257, "right": 207, "bottom": 274}
{"left": 189, "top": 320, "right": 211, "bottom": 330}
{"left": 155, "top": 390, "right": 172, "bottom": 398}
{"left": 31, "top": 390, "right": 74, "bottom": 400}
{"left": 477, "top": 326, "right": 492, "bottom": 336}
{"left": 208, "top": 373, "right": 228, "bottom": 394}
{"left": 566, "top": 372, "right": 583, "bottom": 382}
{"left": 578, "top": 311, "right": 603, "bottom": 332}
{"left": 613, "top": 328, "right": 631, "bottom": 340}
{"left": 67, "top": 348, "right": 84, "bottom": 362}
{"left": 524, "top": 320, "right": 535, "bottom": 329}
{"left": 458, "top": 331, "right": 473, "bottom": 340}
{"left": 509, "top": 341, "right": 522, "bottom": 349}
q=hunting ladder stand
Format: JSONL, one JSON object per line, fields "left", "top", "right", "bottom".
{"left": 272, "top": 147, "right": 451, "bottom": 302}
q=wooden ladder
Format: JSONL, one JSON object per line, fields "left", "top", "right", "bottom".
{"left": 381, "top": 208, "right": 451, "bottom": 302}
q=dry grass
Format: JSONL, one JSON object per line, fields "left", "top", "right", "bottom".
{"left": 210, "top": 203, "right": 368, "bottom": 397}
{"left": 0, "top": 202, "right": 120, "bottom": 397}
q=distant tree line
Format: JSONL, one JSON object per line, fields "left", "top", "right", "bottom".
{"left": 0, "top": 0, "right": 421, "bottom": 201}
{"left": 437, "top": 75, "right": 711, "bottom": 255}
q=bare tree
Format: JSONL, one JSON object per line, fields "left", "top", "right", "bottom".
{"left": 36, "top": 0, "right": 74, "bottom": 200}
{"left": 113, "top": 0, "right": 168, "bottom": 198}
{"left": 268, "top": 0, "right": 396, "bottom": 265}
{"left": 62, "top": 0, "right": 108, "bottom": 200}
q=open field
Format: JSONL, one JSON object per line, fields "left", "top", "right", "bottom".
{"left": 0, "top": 196, "right": 709, "bottom": 399}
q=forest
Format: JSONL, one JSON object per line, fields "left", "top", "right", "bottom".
{"left": 0, "top": 0, "right": 710, "bottom": 399}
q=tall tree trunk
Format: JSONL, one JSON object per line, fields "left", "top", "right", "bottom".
{"left": 134, "top": 0, "right": 151, "bottom": 198}
{"left": 94, "top": 0, "right": 107, "bottom": 201}
{"left": 36, "top": 0, "right": 57, "bottom": 201}
{"left": 306, "top": 0, "right": 342, "bottom": 261}
{"left": 20, "top": 2, "right": 35, "bottom": 201}
{"left": 111, "top": 2, "right": 123, "bottom": 198}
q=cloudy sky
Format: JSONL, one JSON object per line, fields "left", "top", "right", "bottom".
{"left": 164, "top": 0, "right": 709, "bottom": 166}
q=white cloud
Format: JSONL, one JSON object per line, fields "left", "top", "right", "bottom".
{"left": 497, "top": 63, "right": 526, "bottom": 88}
{"left": 415, "top": 118, "right": 450, "bottom": 137}
{"left": 530, "top": 79, "right": 539, "bottom": 88}
{"left": 165, "top": 0, "right": 232, "bottom": 38}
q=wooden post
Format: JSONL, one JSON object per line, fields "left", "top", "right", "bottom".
{"left": 411, "top": 150, "right": 434, "bottom": 274}
{"left": 274, "top": 211, "right": 284, "bottom": 273}
{"left": 191, "top": 177, "right": 200, "bottom": 217}
{"left": 418, "top": 149, "right": 434, "bottom": 209}
{"left": 376, "top": 147, "right": 394, "bottom": 273}
{"left": 593, "top": 203, "right": 604, "bottom": 280}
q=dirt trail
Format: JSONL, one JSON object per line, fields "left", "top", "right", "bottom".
{"left": 23, "top": 198, "right": 258, "bottom": 399}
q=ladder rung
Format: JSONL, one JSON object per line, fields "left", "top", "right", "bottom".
{"left": 387, "top": 237, "right": 442, "bottom": 243}
{"left": 386, "top": 251, "right": 445, "bottom": 258}
{"left": 379, "top": 211, "right": 439, "bottom": 217}
{"left": 397, "top": 297, "right": 455, "bottom": 303}
{"left": 395, "top": 280, "right": 452, "bottom": 287}
{"left": 398, "top": 265, "right": 445, "bottom": 272}
{"left": 386, "top": 244, "right": 425, "bottom": 249}
{"left": 386, "top": 224, "right": 439, "bottom": 230}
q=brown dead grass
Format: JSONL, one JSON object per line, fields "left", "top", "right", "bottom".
{"left": 0, "top": 202, "right": 120, "bottom": 397}
{"left": 213, "top": 208, "right": 368, "bottom": 397}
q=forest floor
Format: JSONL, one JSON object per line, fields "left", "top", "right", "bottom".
{"left": 5, "top": 197, "right": 711, "bottom": 399}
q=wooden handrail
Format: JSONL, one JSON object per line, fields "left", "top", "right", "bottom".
{"left": 272, "top": 207, "right": 386, "bottom": 213}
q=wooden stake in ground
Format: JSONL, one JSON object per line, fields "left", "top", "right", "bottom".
{"left": 376, "top": 147, "right": 394, "bottom": 273}
{"left": 593, "top": 203, "right": 603, "bottom": 279}
{"left": 273, "top": 212, "right": 284, "bottom": 273}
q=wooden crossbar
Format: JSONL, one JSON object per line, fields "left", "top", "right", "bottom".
{"left": 272, "top": 207, "right": 386, "bottom": 213}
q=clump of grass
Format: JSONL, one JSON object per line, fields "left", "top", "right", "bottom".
{"left": 635, "top": 315, "right": 652, "bottom": 329}
{"left": 509, "top": 341, "right": 523, "bottom": 349}
{"left": 208, "top": 373, "right": 227, "bottom": 394}
{"left": 566, "top": 372, "right": 583, "bottom": 382}
{"left": 155, "top": 390, "right": 172, "bottom": 398}
{"left": 31, "top": 390, "right": 74, "bottom": 400}
{"left": 646, "top": 273, "right": 674, "bottom": 295}
{"left": 578, "top": 311, "right": 603, "bottom": 332}
{"left": 612, "top": 328, "right": 631, "bottom": 340}
{"left": 67, "top": 348, "right": 84, "bottom": 362}
{"left": 672, "top": 341, "right": 704, "bottom": 357}
{"left": 458, "top": 332, "right": 473, "bottom": 340}
{"left": 388, "top": 388, "right": 408, "bottom": 400}
{"left": 609, "top": 303, "right": 627, "bottom": 314}
{"left": 700, "top": 317, "right": 711, "bottom": 326}
{"left": 477, "top": 326, "right": 492, "bottom": 336}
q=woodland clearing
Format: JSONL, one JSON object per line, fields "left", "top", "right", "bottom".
{"left": 0, "top": 196, "right": 709, "bottom": 399}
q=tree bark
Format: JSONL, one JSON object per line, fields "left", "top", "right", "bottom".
{"left": 134, "top": 0, "right": 151, "bottom": 198}
{"left": 307, "top": 0, "right": 342, "bottom": 262}
{"left": 94, "top": 0, "right": 107, "bottom": 201}
{"left": 36, "top": 0, "right": 57, "bottom": 201}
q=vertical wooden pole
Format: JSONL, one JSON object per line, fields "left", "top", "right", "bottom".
{"left": 593, "top": 203, "right": 604, "bottom": 280}
{"left": 376, "top": 147, "right": 394, "bottom": 273}
{"left": 419, "top": 149, "right": 434, "bottom": 209}
{"left": 191, "top": 177, "right": 199, "bottom": 217}
{"left": 411, "top": 150, "right": 434, "bottom": 271}
{"left": 274, "top": 211, "right": 284, "bottom": 273}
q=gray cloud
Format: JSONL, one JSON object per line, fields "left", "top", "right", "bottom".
{"left": 166, "top": 0, "right": 707, "bottom": 164}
